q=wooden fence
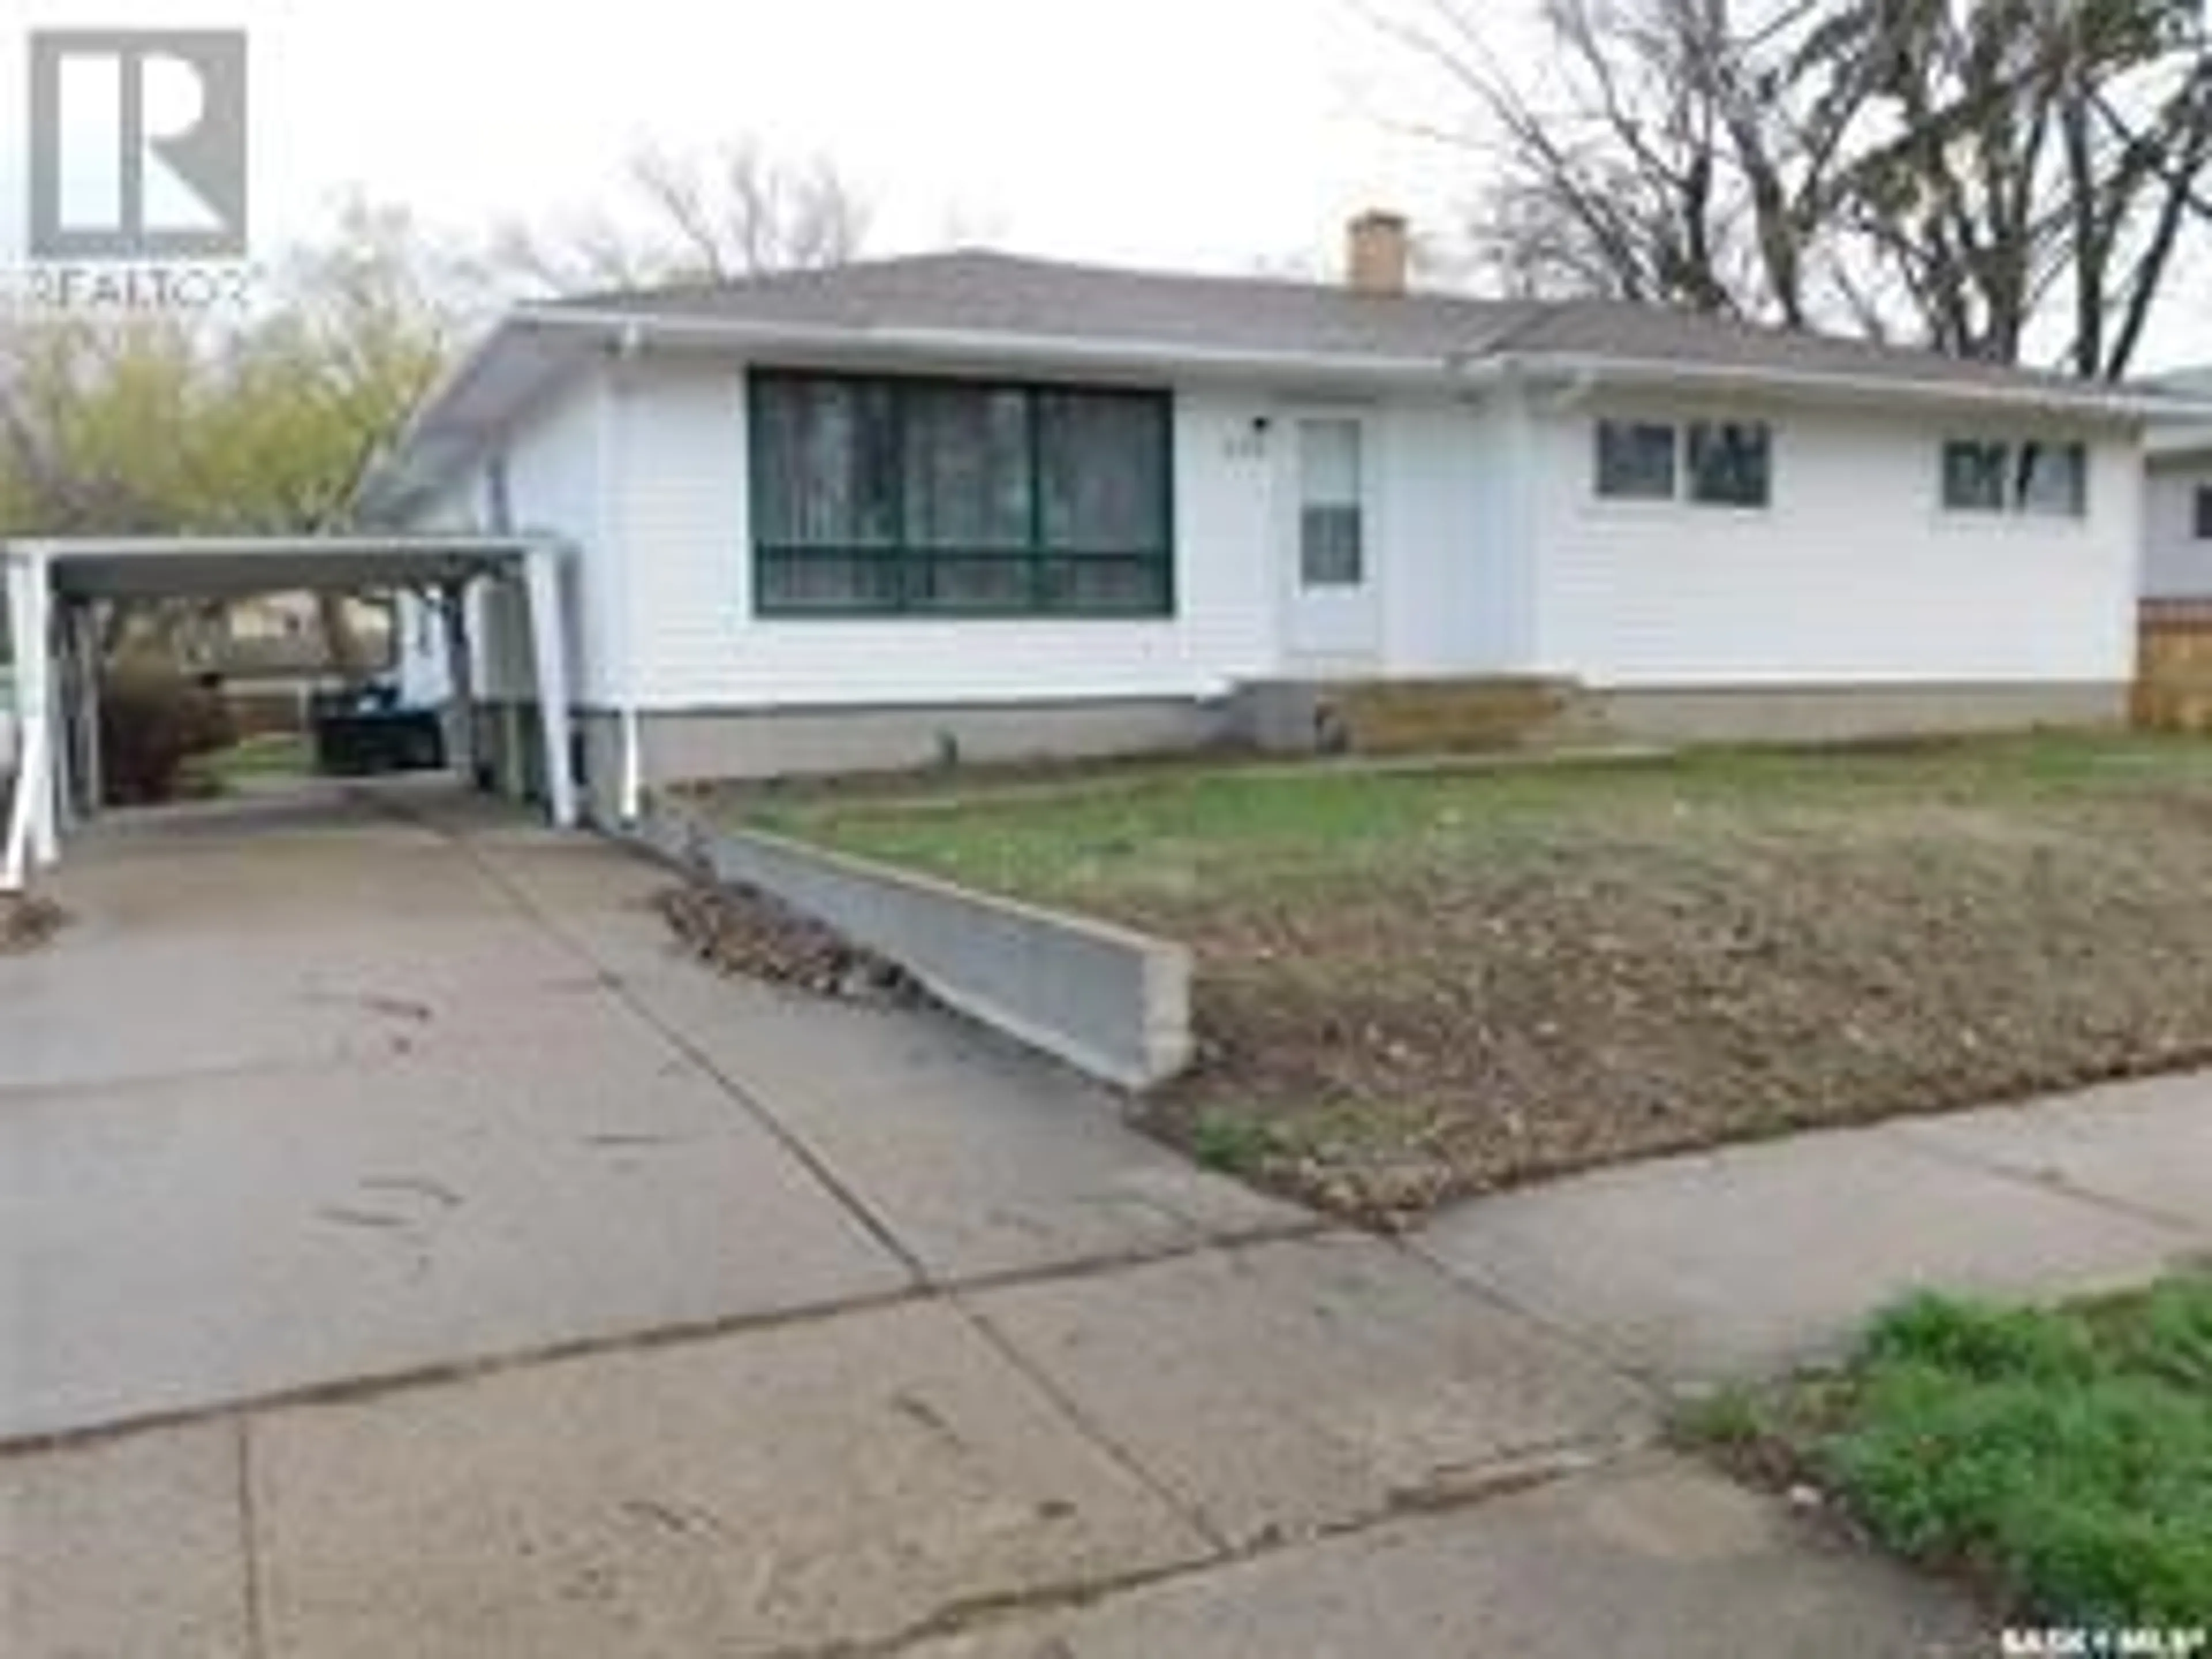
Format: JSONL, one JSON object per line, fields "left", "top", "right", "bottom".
{"left": 2134, "top": 600, "right": 2212, "bottom": 731}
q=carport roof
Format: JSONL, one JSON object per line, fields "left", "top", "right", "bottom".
{"left": 4, "top": 534, "right": 548, "bottom": 600}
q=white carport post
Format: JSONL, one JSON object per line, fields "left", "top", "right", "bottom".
{"left": 72, "top": 603, "right": 104, "bottom": 817}
{"left": 522, "top": 540, "right": 578, "bottom": 830}
{"left": 3, "top": 551, "right": 58, "bottom": 889}
{"left": 437, "top": 578, "right": 476, "bottom": 787}
{"left": 48, "top": 599, "right": 74, "bottom": 832}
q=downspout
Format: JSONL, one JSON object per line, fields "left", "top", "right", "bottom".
{"left": 608, "top": 320, "right": 645, "bottom": 824}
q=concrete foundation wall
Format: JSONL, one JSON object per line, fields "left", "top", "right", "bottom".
{"left": 480, "top": 696, "right": 1229, "bottom": 827}
{"left": 634, "top": 697, "right": 1230, "bottom": 787}
{"left": 639, "top": 812, "right": 1192, "bottom": 1089}
{"left": 478, "top": 676, "right": 2131, "bottom": 828}
{"left": 1597, "top": 681, "right": 2128, "bottom": 744}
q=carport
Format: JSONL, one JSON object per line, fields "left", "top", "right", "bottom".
{"left": 3, "top": 533, "right": 576, "bottom": 891}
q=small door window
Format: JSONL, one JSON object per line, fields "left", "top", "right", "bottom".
{"left": 1298, "top": 418, "right": 1364, "bottom": 588}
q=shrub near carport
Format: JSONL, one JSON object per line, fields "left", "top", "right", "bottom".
{"left": 97, "top": 666, "right": 236, "bottom": 805}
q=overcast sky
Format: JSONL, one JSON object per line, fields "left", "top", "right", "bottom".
{"left": 3, "top": 0, "right": 1460, "bottom": 272}
{"left": 3, "top": 0, "right": 2208, "bottom": 367}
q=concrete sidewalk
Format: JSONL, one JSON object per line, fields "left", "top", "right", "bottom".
{"left": 1414, "top": 1071, "right": 2210, "bottom": 1385}
{"left": 3, "top": 784, "right": 2192, "bottom": 1655}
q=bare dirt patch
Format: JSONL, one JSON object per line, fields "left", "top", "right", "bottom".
{"left": 1144, "top": 796, "right": 2212, "bottom": 1222}
{"left": 1, "top": 893, "right": 66, "bottom": 954}
{"left": 748, "top": 737, "right": 2212, "bottom": 1225}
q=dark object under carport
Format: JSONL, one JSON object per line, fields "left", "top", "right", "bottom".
{"left": 310, "top": 687, "right": 446, "bottom": 775}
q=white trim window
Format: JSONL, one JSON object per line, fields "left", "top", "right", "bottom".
{"left": 1685, "top": 421, "right": 1772, "bottom": 508}
{"left": 2016, "top": 441, "right": 2088, "bottom": 517}
{"left": 1296, "top": 416, "right": 1366, "bottom": 588}
{"left": 1594, "top": 420, "right": 1677, "bottom": 501}
{"left": 1940, "top": 440, "right": 2009, "bottom": 513}
{"left": 1593, "top": 418, "right": 1770, "bottom": 508}
{"left": 1941, "top": 438, "right": 2088, "bottom": 518}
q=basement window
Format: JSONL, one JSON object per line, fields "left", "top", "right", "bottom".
{"left": 749, "top": 370, "right": 1173, "bottom": 618}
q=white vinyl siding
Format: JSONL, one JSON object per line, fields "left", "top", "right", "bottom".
{"left": 1533, "top": 397, "right": 2136, "bottom": 685}
{"left": 2141, "top": 461, "right": 2212, "bottom": 599}
{"left": 449, "top": 353, "right": 2139, "bottom": 713}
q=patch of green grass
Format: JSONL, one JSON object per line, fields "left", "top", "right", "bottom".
{"left": 1671, "top": 1383, "right": 1777, "bottom": 1452}
{"left": 1186, "top": 1110, "right": 1280, "bottom": 1176}
{"left": 189, "top": 733, "right": 313, "bottom": 789}
{"left": 1699, "top": 1277, "right": 2212, "bottom": 1627}
{"left": 741, "top": 733, "right": 2212, "bottom": 911}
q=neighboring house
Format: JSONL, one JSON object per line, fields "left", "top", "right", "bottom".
{"left": 2140, "top": 368, "right": 2212, "bottom": 601}
{"left": 358, "top": 213, "right": 2165, "bottom": 824}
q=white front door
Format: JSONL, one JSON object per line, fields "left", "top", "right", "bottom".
{"left": 1281, "top": 412, "right": 1380, "bottom": 669}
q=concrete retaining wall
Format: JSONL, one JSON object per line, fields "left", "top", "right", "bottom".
{"left": 638, "top": 808, "right": 1192, "bottom": 1090}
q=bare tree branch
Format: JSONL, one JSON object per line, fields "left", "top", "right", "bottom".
{"left": 1372, "top": 0, "right": 2212, "bottom": 377}
{"left": 480, "top": 137, "right": 872, "bottom": 297}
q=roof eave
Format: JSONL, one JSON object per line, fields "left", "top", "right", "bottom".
{"left": 1521, "top": 353, "right": 2161, "bottom": 423}
{"left": 515, "top": 304, "right": 1468, "bottom": 385}
{"left": 362, "top": 304, "right": 2177, "bottom": 522}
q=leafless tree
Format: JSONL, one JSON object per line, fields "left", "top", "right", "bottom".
{"left": 483, "top": 138, "right": 873, "bottom": 297}
{"left": 1370, "top": 0, "right": 2212, "bottom": 378}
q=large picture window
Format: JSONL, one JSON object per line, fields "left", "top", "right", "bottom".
{"left": 749, "top": 371, "right": 1173, "bottom": 616}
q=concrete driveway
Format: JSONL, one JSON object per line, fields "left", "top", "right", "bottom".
{"left": 0, "top": 782, "right": 1982, "bottom": 1656}
{"left": 0, "top": 780, "right": 1300, "bottom": 1439}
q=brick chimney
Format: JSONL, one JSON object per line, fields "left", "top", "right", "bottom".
{"left": 1346, "top": 210, "right": 1410, "bottom": 296}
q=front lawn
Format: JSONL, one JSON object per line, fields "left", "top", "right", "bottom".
{"left": 1681, "top": 1275, "right": 2212, "bottom": 1628}
{"left": 732, "top": 734, "right": 2212, "bottom": 1219}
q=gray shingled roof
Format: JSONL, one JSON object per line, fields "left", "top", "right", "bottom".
{"left": 546, "top": 249, "right": 2089, "bottom": 396}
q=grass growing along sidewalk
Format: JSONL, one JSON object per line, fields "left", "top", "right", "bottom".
{"left": 1680, "top": 1274, "right": 2212, "bottom": 1629}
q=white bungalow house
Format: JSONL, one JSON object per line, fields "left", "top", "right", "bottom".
{"left": 359, "top": 214, "right": 2161, "bottom": 824}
